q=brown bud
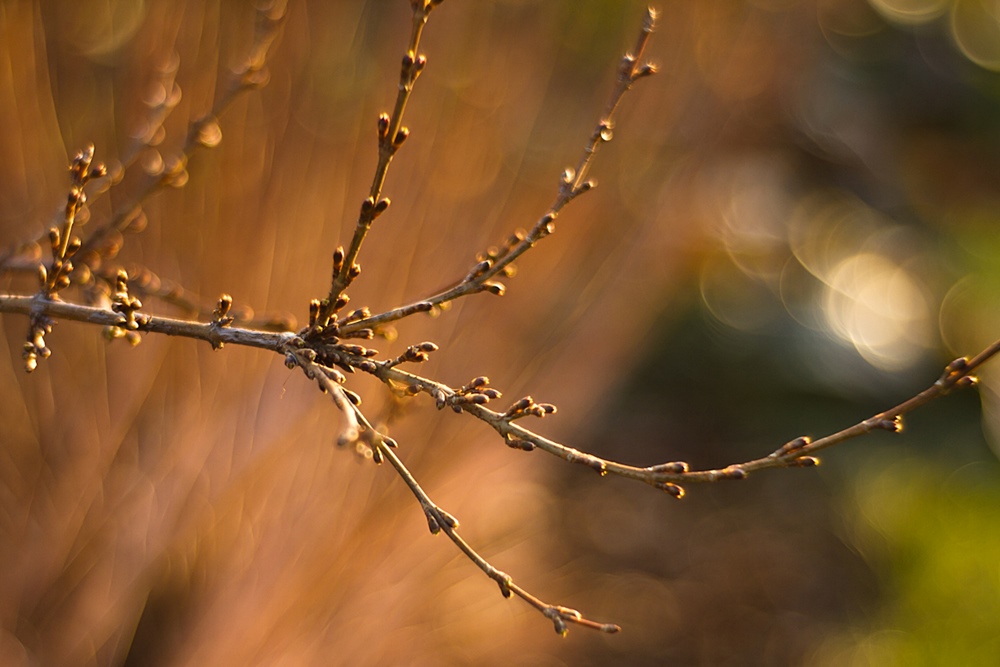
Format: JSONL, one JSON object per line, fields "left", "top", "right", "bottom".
{"left": 635, "top": 62, "right": 658, "bottom": 78}
{"left": 776, "top": 436, "right": 811, "bottom": 456}
{"left": 505, "top": 437, "right": 536, "bottom": 451}
{"left": 469, "top": 259, "right": 491, "bottom": 278}
{"left": 215, "top": 294, "right": 233, "bottom": 319}
{"left": 345, "top": 307, "right": 371, "bottom": 322}
{"left": 655, "top": 482, "right": 685, "bottom": 499}
{"left": 482, "top": 281, "right": 505, "bottom": 296}
{"left": 878, "top": 416, "right": 903, "bottom": 433}
{"left": 342, "top": 389, "right": 362, "bottom": 406}
{"left": 723, "top": 466, "right": 747, "bottom": 480}
{"left": 792, "top": 456, "right": 820, "bottom": 467}
{"left": 647, "top": 461, "right": 689, "bottom": 474}
{"left": 947, "top": 357, "right": 969, "bottom": 373}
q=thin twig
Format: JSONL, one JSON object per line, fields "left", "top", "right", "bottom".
{"left": 337, "top": 7, "right": 659, "bottom": 337}
{"left": 318, "top": 0, "right": 443, "bottom": 325}
{"left": 6, "top": 292, "right": 994, "bottom": 495}
{"left": 0, "top": 2, "right": 289, "bottom": 277}
{"left": 375, "top": 437, "right": 620, "bottom": 636}
{"left": 0, "top": 294, "right": 291, "bottom": 353}
{"left": 288, "top": 348, "right": 621, "bottom": 635}
{"left": 354, "top": 345, "right": 996, "bottom": 498}
{"left": 77, "top": 1, "right": 288, "bottom": 263}
{"left": 6, "top": 1, "right": 996, "bottom": 639}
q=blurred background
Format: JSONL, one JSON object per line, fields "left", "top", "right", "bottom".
{"left": 2, "top": 0, "right": 1000, "bottom": 664}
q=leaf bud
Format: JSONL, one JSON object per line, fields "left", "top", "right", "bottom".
{"left": 482, "top": 281, "right": 505, "bottom": 296}
{"left": 647, "top": 461, "right": 688, "bottom": 474}
{"left": 655, "top": 482, "right": 685, "bottom": 498}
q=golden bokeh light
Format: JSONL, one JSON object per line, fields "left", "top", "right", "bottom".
{"left": 822, "top": 252, "right": 931, "bottom": 371}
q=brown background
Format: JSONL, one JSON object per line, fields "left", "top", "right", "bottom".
{"left": 2, "top": 1, "right": 999, "bottom": 665}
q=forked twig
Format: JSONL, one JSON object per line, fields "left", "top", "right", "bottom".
{"left": 0, "top": 1, "right": 288, "bottom": 275}
{"left": 337, "top": 8, "right": 660, "bottom": 337}
{"left": 288, "top": 351, "right": 620, "bottom": 635}
{"left": 4, "top": 1, "right": 998, "bottom": 638}
{"left": 3, "top": 289, "right": 997, "bottom": 630}
{"left": 76, "top": 0, "right": 288, "bottom": 264}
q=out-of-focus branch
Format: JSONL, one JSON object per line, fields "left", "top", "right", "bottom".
{"left": 0, "top": 2, "right": 288, "bottom": 275}
{"left": 76, "top": 0, "right": 288, "bottom": 264}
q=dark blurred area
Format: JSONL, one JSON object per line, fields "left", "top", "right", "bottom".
{"left": 2, "top": 0, "right": 1000, "bottom": 665}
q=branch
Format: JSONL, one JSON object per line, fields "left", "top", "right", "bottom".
{"left": 287, "top": 352, "right": 619, "bottom": 636}
{"left": 353, "top": 343, "right": 997, "bottom": 499}
{"left": 337, "top": 7, "right": 659, "bottom": 337}
{"left": 317, "top": 0, "right": 444, "bottom": 325}
{"left": 0, "top": 1, "right": 288, "bottom": 274}
{"left": 4, "top": 289, "right": 994, "bottom": 495}
{"left": 5, "top": 1, "right": 994, "bottom": 641}
{"left": 76, "top": 1, "right": 288, "bottom": 263}
{"left": 0, "top": 294, "right": 291, "bottom": 354}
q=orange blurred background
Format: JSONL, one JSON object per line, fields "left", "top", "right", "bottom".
{"left": 2, "top": 1, "right": 1000, "bottom": 665}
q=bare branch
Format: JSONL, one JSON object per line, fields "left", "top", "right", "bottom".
{"left": 0, "top": 294, "right": 291, "bottom": 354}
{"left": 289, "top": 348, "right": 621, "bottom": 635}
{"left": 353, "top": 344, "right": 997, "bottom": 499}
{"left": 337, "top": 7, "right": 659, "bottom": 337}
{"left": 317, "top": 0, "right": 444, "bottom": 325}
